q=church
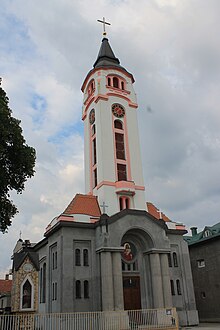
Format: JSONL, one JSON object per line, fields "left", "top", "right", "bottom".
{"left": 11, "top": 28, "right": 198, "bottom": 327}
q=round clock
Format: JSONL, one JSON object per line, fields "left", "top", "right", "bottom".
{"left": 23, "top": 263, "right": 33, "bottom": 272}
{"left": 89, "top": 109, "right": 95, "bottom": 124}
{"left": 112, "top": 104, "right": 125, "bottom": 118}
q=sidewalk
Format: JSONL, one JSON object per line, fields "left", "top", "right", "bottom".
{"left": 181, "top": 324, "right": 220, "bottom": 330}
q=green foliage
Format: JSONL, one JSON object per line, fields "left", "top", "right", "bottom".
{"left": 0, "top": 79, "right": 36, "bottom": 233}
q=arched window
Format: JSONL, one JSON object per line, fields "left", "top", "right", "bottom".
{"left": 114, "top": 120, "right": 123, "bottom": 129}
{"left": 76, "top": 280, "right": 81, "bottom": 299}
{"left": 75, "top": 249, "right": 81, "bottom": 266}
{"left": 168, "top": 253, "right": 172, "bottom": 267}
{"left": 83, "top": 249, "right": 89, "bottom": 266}
{"left": 125, "top": 198, "right": 130, "bottom": 209}
{"left": 42, "top": 263, "right": 46, "bottom": 303}
{"left": 173, "top": 252, "right": 178, "bottom": 267}
{"left": 92, "top": 124, "right": 96, "bottom": 136}
{"left": 119, "top": 196, "right": 130, "bottom": 211}
{"left": 40, "top": 268, "right": 43, "bottom": 303}
{"left": 119, "top": 197, "right": 123, "bottom": 211}
{"left": 22, "top": 279, "right": 32, "bottom": 309}
{"left": 113, "top": 77, "right": 119, "bottom": 88}
{"left": 176, "top": 280, "right": 182, "bottom": 295}
{"left": 84, "top": 280, "right": 89, "bottom": 298}
{"left": 107, "top": 77, "right": 111, "bottom": 86}
{"left": 55, "top": 251, "right": 57, "bottom": 269}
{"left": 121, "top": 81, "right": 124, "bottom": 90}
{"left": 170, "top": 280, "right": 175, "bottom": 296}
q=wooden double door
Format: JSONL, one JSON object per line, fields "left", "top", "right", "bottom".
{"left": 123, "top": 276, "right": 141, "bottom": 310}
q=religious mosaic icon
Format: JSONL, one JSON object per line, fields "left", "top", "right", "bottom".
{"left": 89, "top": 109, "right": 95, "bottom": 124}
{"left": 121, "top": 242, "right": 137, "bottom": 262}
{"left": 112, "top": 104, "right": 125, "bottom": 118}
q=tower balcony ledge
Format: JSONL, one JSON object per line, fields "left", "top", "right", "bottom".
{"left": 115, "top": 180, "right": 136, "bottom": 196}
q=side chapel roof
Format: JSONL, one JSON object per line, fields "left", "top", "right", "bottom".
{"left": 12, "top": 242, "right": 39, "bottom": 271}
{"left": 146, "top": 202, "right": 171, "bottom": 222}
{"left": 63, "top": 193, "right": 101, "bottom": 217}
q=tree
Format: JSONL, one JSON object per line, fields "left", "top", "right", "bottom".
{"left": 0, "top": 79, "right": 36, "bottom": 233}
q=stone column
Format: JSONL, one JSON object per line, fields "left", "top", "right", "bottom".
{"left": 150, "top": 253, "right": 164, "bottom": 308}
{"left": 160, "top": 253, "right": 173, "bottom": 307}
{"left": 112, "top": 252, "right": 124, "bottom": 310}
{"left": 100, "top": 251, "right": 114, "bottom": 310}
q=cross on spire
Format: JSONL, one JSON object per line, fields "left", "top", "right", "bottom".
{"left": 97, "top": 17, "right": 111, "bottom": 36}
{"left": 100, "top": 201, "right": 108, "bottom": 214}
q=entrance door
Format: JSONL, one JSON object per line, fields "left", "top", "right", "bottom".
{"left": 123, "top": 276, "right": 141, "bottom": 310}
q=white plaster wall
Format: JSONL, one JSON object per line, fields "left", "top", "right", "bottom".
{"left": 82, "top": 67, "right": 146, "bottom": 214}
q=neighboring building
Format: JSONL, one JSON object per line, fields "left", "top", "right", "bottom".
{"left": 11, "top": 35, "right": 198, "bottom": 326}
{"left": 0, "top": 276, "right": 12, "bottom": 314}
{"left": 185, "top": 223, "right": 220, "bottom": 322}
{"left": 11, "top": 240, "right": 39, "bottom": 313}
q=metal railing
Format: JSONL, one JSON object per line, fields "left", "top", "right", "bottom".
{"left": 0, "top": 308, "right": 179, "bottom": 330}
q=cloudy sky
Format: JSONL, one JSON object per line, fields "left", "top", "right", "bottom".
{"left": 1, "top": 0, "right": 220, "bottom": 277}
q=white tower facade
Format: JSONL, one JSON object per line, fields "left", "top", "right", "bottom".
{"left": 81, "top": 38, "right": 146, "bottom": 215}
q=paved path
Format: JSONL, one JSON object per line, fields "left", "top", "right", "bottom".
{"left": 181, "top": 324, "right": 220, "bottom": 330}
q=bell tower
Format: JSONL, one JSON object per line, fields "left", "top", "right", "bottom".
{"left": 81, "top": 35, "right": 146, "bottom": 216}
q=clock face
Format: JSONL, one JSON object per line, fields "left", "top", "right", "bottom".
{"left": 112, "top": 104, "right": 125, "bottom": 118}
{"left": 89, "top": 109, "right": 95, "bottom": 124}
{"left": 23, "top": 263, "right": 33, "bottom": 272}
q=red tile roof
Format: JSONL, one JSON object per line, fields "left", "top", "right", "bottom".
{"left": 0, "top": 280, "right": 12, "bottom": 294}
{"left": 63, "top": 194, "right": 101, "bottom": 217}
{"left": 146, "top": 202, "right": 171, "bottom": 222}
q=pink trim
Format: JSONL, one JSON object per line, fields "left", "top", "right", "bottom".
{"left": 107, "top": 92, "right": 132, "bottom": 103}
{"left": 84, "top": 94, "right": 95, "bottom": 106}
{"left": 117, "top": 190, "right": 135, "bottom": 196}
{"left": 96, "top": 180, "right": 145, "bottom": 191}
{"left": 94, "top": 95, "right": 108, "bottom": 103}
{"left": 128, "top": 102, "right": 138, "bottom": 109}
{"left": 89, "top": 126, "right": 93, "bottom": 192}
{"left": 112, "top": 116, "right": 117, "bottom": 181}
{"left": 123, "top": 114, "right": 131, "bottom": 180}
{"left": 81, "top": 67, "right": 135, "bottom": 92}
{"left": 82, "top": 96, "right": 95, "bottom": 120}
{"left": 90, "top": 218, "right": 99, "bottom": 223}
{"left": 135, "top": 185, "right": 145, "bottom": 191}
{"left": 106, "top": 86, "right": 131, "bottom": 95}
{"left": 115, "top": 181, "right": 134, "bottom": 189}
{"left": 96, "top": 180, "right": 115, "bottom": 189}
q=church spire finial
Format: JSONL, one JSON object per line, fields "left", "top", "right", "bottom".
{"left": 97, "top": 17, "right": 111, "bottom": 36}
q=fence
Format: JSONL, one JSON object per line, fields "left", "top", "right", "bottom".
{"left": 0, "top": 308, "right": 179, "bottom": 330}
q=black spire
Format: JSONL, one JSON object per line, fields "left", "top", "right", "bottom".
{"left": 93, "top": 38, "right": 121, "bottom": 68}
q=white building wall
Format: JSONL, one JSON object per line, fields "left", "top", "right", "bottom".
{"left": 82, "top": 67, "right": 146, "bottom": 215}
